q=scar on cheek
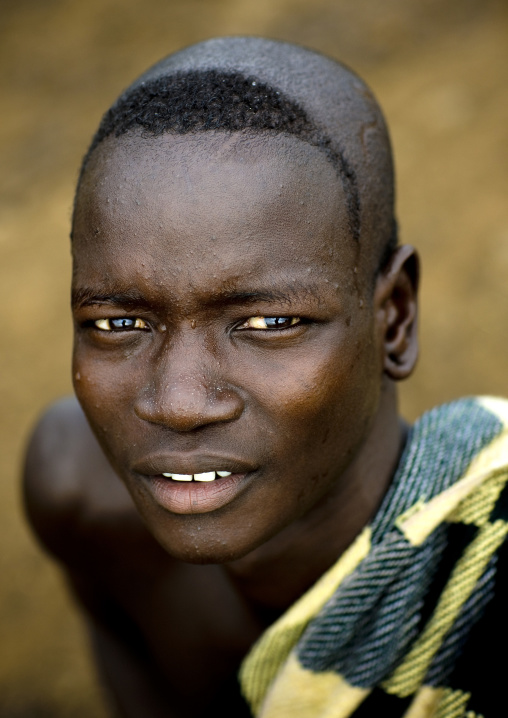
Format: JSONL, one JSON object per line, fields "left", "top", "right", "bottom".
{"left": 75, "top": 372, "right": 81, "bottom": 381}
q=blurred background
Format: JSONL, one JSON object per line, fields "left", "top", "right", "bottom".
{"left": 1, "top": 0, "right": 507, "bottom": 715}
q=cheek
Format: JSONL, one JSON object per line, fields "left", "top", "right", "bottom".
{"left": 239, "top": 325, "right": 381, "bottom": 462}
{"left": 73, "top": 334, "right": 142, "bottom": 400}
{"left": 72, "top": 346, "right": 140, "bottom": 458}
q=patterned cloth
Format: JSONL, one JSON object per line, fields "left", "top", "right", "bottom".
{"left": 239, "top": 397, "right": 508, "bottom": 717}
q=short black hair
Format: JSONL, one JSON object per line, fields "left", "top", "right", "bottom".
{"left": 81, "top": 69, "right": 362, "bottom": 242}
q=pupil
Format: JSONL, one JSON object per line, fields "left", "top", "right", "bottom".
{"left": 112, "top": 318, "right": 134, "bottom": 330}
{"left": 266, "top": 317, "right": 288, "bottom": 327}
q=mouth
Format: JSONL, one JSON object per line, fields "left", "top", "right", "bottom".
{"left": 133, "top": 455, "right": 256, "bottom": 515}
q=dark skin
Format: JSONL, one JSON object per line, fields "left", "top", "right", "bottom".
{"left": 24, "top": 130, "right": 418, "bottom": 718}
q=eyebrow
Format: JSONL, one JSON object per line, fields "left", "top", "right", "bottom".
{"left": 71, "top": 283, "right": 322, "bottom": 310}
{"left": 212, "top": 288, "right": 310, "bottom": 307}
{"left": 72, "top": 288, "right": 149, "bottom": 309}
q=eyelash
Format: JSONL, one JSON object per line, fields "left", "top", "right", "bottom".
{"left": 88, "top": 316, "right": 302, "bottom": 333}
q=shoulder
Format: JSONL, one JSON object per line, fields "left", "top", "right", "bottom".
{"left": 23, "top": 396, "right": 133, "bottom": 564}
{"left": 23, "top": 396, "right": 91, "bottom": 516}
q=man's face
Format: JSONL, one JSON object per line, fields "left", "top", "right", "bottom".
{"left": 71, "top": 132, "right": 384, "bottom": 563}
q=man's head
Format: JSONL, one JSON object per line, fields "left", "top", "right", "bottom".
{"left": 71, "top": 38, "right": 418, "bottom": 566}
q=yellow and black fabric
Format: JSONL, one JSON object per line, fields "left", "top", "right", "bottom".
{"left": 239, "top": 397, "right": 508, "bottom": 717}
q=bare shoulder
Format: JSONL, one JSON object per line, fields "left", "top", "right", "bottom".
{"left": 23, "top": 396, "right": 138, "bottom": 565}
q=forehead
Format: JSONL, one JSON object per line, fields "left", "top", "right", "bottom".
{"left": 72, "top": 132, "right": 355, "bottom": 292}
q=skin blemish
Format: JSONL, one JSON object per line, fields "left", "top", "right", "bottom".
{"left": 360, "top": 120, "right": 380, "bottom": 152}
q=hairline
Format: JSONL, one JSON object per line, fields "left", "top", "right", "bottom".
{"left": 76, "top": 70, "right": 361, "bottom": 242}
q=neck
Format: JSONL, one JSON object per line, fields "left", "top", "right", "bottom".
{"left": 224, "top": 380, "right": 407, "bottom": 617}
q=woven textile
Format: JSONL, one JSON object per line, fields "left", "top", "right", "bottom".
{"left": 239, "top": 397, "right": 508, "bottom": 717}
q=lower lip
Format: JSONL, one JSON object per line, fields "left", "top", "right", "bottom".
{"left": 146, "top": 473, "right": 249, "bottom": 514}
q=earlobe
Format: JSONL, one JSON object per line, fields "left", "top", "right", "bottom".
{"left": 375, "top": 245, "right": 419, "bottom": 381}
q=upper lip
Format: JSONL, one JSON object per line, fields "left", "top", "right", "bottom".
{"left": 132, "top": 452, "right": 257, "bottom": 477}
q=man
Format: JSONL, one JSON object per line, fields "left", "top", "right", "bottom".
{"left": 24, "top": 37, "right": 508, "bottom": 717}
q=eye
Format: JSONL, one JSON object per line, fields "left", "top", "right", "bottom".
{"left": 94, "top": 317, "right": 149, "bottom": 332}
{"left": 237, "top": 316, "right": 301, "bottom": 330}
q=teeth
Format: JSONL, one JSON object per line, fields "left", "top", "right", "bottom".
{"left": 162, "top": 471, "right": 231, "bottom": 481}
{"left": 161, "top": 470, "right": 233, "bottom": 481}
{"left": 194, "top": 471, "right": 216, "bottom": 482}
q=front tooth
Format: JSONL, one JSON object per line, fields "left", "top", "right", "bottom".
{"left": 162, "top": 473, "right": 173, "bottom": 478}
{"left": 216, "top": 470, "right": 232, "bottom": 478}
{"left": 171, "top": 474, "right": 193, "bottom": 482}
{"left": 194, "top": 471, "right": 216, "bottom": 482}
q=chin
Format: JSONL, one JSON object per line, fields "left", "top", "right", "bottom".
{"left": 147, "top": 516, "right": 264, "bottom": 565}
{"left": 160, "top": 537, "right": 255, "bottom": 565}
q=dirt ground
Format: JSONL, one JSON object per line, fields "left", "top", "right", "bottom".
{"left": 0, "top": 0, "right": 507, "bottom": 715}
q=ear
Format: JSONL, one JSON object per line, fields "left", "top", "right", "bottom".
{"left": 374, "top": 245, "right": 419, "bottom": 380}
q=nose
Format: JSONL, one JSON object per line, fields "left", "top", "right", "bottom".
{"left": 134, "top": 333, "right": 244, "bottom": 432}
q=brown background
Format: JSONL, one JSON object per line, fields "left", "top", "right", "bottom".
{"left": 1, "top": 0, "right": 507, "bottom": 715}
